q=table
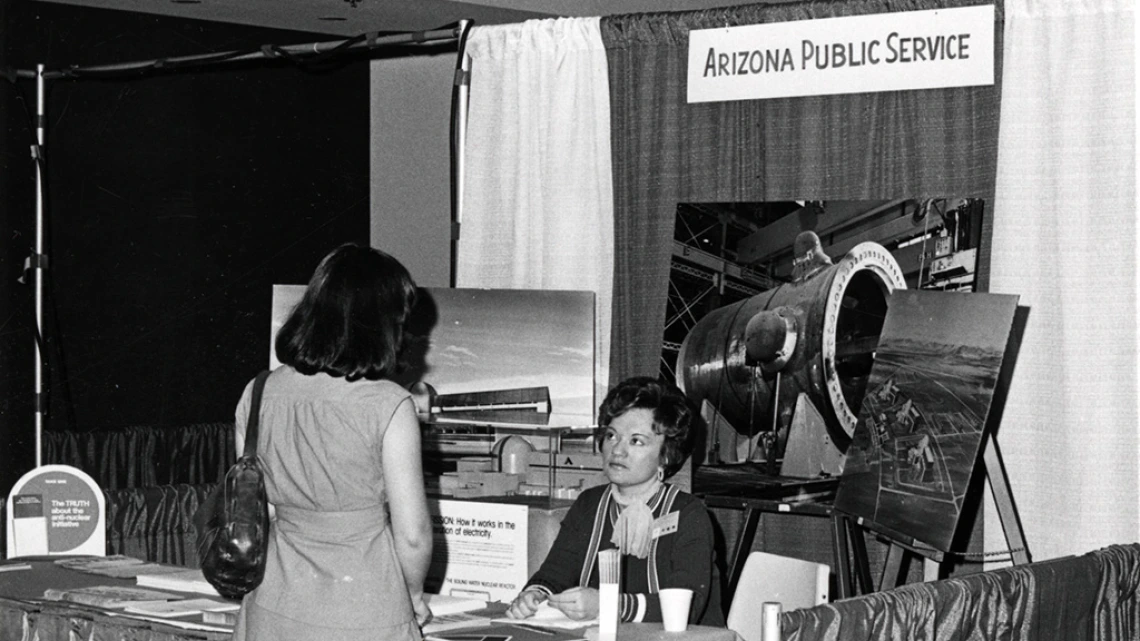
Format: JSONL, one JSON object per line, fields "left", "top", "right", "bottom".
{"left": 596, "top": 623, "right": 738, "bottom": 641}
{"left": 0, "top": 558, "right": 232, "bottom": 641}
{"left": 431, "top": 620, "right": 737, "bottom": 641}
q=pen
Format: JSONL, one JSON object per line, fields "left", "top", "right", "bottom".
{"left": 0, "top": 564, "right": 32, "bottom": 573}
{"left": 512, "top": 623, "right": 557, "bottom": 636}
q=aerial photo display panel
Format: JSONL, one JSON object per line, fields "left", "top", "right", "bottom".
{"left": 833, "top": 289, "right": 1018, "bottom": 552}
{"left": 272, "top": 285, "right": 597, "bottom": 419}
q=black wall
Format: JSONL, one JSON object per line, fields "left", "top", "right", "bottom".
{"left": 1, "top": 4, "right": 371, "bottom": 491}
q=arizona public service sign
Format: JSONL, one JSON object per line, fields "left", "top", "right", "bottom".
{"left": 687, "top": 5, "right": 994, "bottom": 102}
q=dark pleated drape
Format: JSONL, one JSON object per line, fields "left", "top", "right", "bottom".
{"left": 1091, "top": 545, "right": 1140, "bottom": 640}
{"left": 103, "top": 483, "right": 216, "bottom": 567}
{"left": 43, "top": 422, "right": 235, "bottom": 489}
{"left": 779, "top": 543, "right": 1140, "bottom": 641}
{"left": 600, "top": 0, "right": 1003, "bottom": 382}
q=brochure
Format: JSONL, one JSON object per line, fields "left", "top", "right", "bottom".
{"left": 42, "top": 585, "right": 181, "bottom": 608}
{"left": 123, "top": 597, "right": 239, "bottom": 618}
{"left": 425, "top": 593, "right": 488, "bottom": 616}
{"left": 423, "top": 612, "right": 496, "bottom": 634}
{"left": 136, "top": 568, "right": 220, "bottom": 596}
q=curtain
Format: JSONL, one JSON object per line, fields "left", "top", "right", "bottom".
{"left": 987, "top": 0, "right": 1137, "bottom": 562}
{"left": 43, "top": 423, "right": 234, "bottom": 489}
{"left": 780, "top": 543, "right": 1140, "bottom": 641}
{"left": 599, "top": 0, "right": 1002, "bottom": 385}
{"left": 104, "top": 483, "right": 214, "bottom": 567}
{"left": 458, "top": 18, "right": 615, "bottom": 404}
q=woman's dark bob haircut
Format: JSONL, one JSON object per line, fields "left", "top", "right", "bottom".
{"left": 275, "top": 243, "right": 417, "bottom": 382}
{"left": 596, "top": 376, "right": 696, "bottom": 479}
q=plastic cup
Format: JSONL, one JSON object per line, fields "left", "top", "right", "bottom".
{"left": 761, "top": 602, "right": 782, "bottom": 641}
{"left": 658, "top": 588, "right": 693, "bottom": 632}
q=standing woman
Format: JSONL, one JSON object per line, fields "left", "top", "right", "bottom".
{"left": 507, "top": 377, "right": 724, "bottom": 626}
{"left": 232, "top": 244, "right": 433, "bottom": 641}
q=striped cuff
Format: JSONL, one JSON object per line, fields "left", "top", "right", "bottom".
{"left": 619, "top": 593, "right": 647, "bottom": 622}
{"left": 525, "top": 584, "right": 554, "bottom": 598}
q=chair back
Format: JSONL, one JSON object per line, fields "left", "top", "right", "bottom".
{"left": 726, "top": 551, "right": 830, "bottom": 641}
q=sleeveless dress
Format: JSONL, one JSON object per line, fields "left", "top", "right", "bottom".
{"left": 230, "top": 366, "right": 421, "bottom": 641}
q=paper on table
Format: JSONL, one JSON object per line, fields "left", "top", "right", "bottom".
{"left": 122, "top": 598, "right": 239, "bottom": 618}
{"left": 422, "top": 612, "right": 495, "bottom": 634}
{"left": 104, "top": 611, "right": 235, "bottom": 633}
{"left": 42, "top": 585, "right": 182, "bottom": 608}
{"left": 494, "top": 602, "right": 597, "bottom": 629}
{"left": 424, "top": 593, "right": 488, "bottom": 616}
{"left": 135, "top": 568, "right": 220, "bottom": 596}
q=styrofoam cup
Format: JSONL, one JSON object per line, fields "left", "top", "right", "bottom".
{"left": 658, "top": 588, "right": 693, "bottom": 632}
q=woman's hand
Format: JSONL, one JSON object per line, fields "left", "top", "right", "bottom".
{"left": 412, "top": 594, "right": 433, "bottom": 627}
{"left": 548, "top": 587, "right": 600, "bottom": 621}
{"left": 506, "top": 588, "right": 547, "bottom": 619}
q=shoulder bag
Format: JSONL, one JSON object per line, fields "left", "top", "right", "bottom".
{"left": 194, "top": 369, "right": 272, "bottom": 599}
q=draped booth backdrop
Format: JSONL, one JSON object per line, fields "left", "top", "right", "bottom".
{"left": 987, "top": 0, "right": 1137, "bottom": 562}
{"left": 459, "top": 17, "right": 615, "bottom": 405}
{"left": 459, "top": 0, "right": 1138, "bottom": 566}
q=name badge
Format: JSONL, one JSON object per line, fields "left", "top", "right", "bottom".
{"left": 651, "top": 511, "right": 679, "bottom": 539}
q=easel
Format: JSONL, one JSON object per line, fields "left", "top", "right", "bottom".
{"left": 834, "top": 428, "right": 1031, "bottom": 595}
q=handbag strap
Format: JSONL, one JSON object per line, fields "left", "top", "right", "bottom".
{"left": 242, "top": 370, "right": 271, "bottom": 459}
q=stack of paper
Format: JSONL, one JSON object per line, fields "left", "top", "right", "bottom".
{"left": 424, "top": 593, "right": 487, "bottom": 616}
{"left": 493, "top": 602, "right": 596, "bottom": 629}
{"left": 43, "top": 585, "right": 181, "bottom": 608}
{"left": 422, "top": 593, "right": 492, "bottom": 633}
{"left": 136, "top": 568, "right": 220, "bottom": 596}
{"left": 123, "top": 598, "right": 239, "bottom": 618}
{"left": 57, "top": 556, "right": 194, "bottom": 579}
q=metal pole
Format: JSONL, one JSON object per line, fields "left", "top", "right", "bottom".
{"left": 450, "top": 20, "right": 472, "bottom": 288}
{"left": 34, "top": 64, "right": 46, "bottom": 467}
{"left": 37, "top": 28, "right": 462, "bottom": 80}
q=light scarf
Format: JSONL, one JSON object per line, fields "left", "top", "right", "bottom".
{"left": 608, "top": 479, "right": 662, "bottom": 559}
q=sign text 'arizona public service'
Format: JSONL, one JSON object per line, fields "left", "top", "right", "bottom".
{"left": 687, "top": 5, "right": 994, "bottom": 102}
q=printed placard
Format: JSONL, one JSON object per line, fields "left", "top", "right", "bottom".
{"left": 427, "top": 499, "right": 529, "bottom": 603}
{"left": 6, "top": 465, "right": 105, "bottom": 558}
{"left": 688, "top": 5, "right": 994, "bottom": 102}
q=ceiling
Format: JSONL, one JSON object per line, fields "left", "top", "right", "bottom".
{"left": 35, "top": 0, "right": 751, "bottom": 36}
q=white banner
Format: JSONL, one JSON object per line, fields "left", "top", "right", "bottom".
{"left": 426, "top": 499, "right": 529, "bottom": 603}
{"left": 687, "top": 5, "right": 994, "bottom": 102}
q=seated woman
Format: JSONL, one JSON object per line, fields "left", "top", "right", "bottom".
{"left": 507, "top": 377, "right": 724, "bottom": 626}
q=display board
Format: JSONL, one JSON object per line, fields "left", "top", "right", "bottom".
{"left": 833, "top": 289, "right": 1018, "bottom": 552}
{"left": 272, "top": 286, "right": 597, "bottom": 419}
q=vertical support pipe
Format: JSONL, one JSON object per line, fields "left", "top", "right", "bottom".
{"left": 450, "top": 20, "right": 472, "bottom": 288}
{"left": 34, "top": 64, "right": 46, "bottom": 467}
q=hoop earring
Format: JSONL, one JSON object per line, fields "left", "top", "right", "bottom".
{"left": 657, "top": 467, "right": 665, "bottom": 482}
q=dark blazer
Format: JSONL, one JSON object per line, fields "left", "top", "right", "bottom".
{"left": 525, "top": 483, "right": 725, "bottom": 626}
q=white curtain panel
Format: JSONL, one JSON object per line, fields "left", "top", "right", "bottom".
{"left": 988, "top": 0, "right": 1137, "bottom": 563}
{"left": 458, "top": 17, "right": 615, "bottom": 404}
